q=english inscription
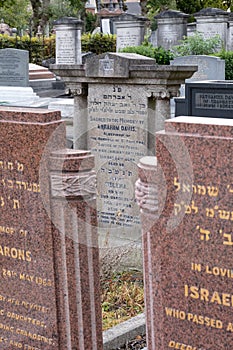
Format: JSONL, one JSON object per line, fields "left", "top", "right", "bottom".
{"left": 195, "top": 93, "right": 233, "bottom": 110}
{"left": 88, "top": 84, "right": 148, "bottom": 239}
{"left": 56, "top": 31, "right": 76, "bottom": 64}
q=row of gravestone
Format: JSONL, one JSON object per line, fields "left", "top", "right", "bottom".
{"left": 151, "top": 8, "right": 233, "bottom": 51}
{"left": 93, "top": 8, "right": 233, "bottom": 52}
{"left": 96, "top": 8, "right": 233, "bottom": 52}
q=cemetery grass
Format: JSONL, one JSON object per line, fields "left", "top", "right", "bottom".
{"left": 101, "top": 270, "right": 144, "bottom": 330}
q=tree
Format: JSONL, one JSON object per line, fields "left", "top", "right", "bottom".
{"left": 0, "top": 0, "right": 31, "bottom": 32}
{"left": 140, "top": 0, "right": 176, "bottom": 19}
{"left": 0, "top": 0, "right": 16, "bottom": 6}
{"left": 29, "top": 0, "right": 87, "bottom": 35}
{"left": 176, "top": 0, "right": 232, "bottom": 14}
{"left": 29, "top": 0, "right": 51, "bottom": 34}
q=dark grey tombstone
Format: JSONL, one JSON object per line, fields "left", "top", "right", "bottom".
{"left": 185, "top": 81, "right": 233, "bottom": 118}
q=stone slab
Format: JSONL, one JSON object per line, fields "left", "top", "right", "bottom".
{"left": 48, "top": 98, "right": 74, "bottom": 119}
{"left": 85, "top": 52, "right": 155, "bottom": 78}
{"left": 0, "top": 87, "right": 39, "bottom": 106}
{"left": 141, "top": 116, "right": 233, "bottom": 350}
{"left": 171, "top": 56, "right": 225, "bottom": 117}
{"left": 0, "top": 48, "right": 29, "bottom": 87}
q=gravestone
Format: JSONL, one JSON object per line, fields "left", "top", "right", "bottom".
{"left": 171, "top": 56, "right": 225, "bottom": 83}
{"left": 50, "top": 51, "right": 196, "bottom": 269}
{"left": 0, "top": 107, "right": 103, "bottom": 349}
{"left": 0, "top": 49, "right": 42, "bottom": 106}
{"left": 136, "top": 116, "right": 233, "bottom": 350}
{"left": 194, "top": 8, "right": 229, "bottom": 48}
{"left": 170, "top": 56, "right": 225, "bottom": 117}
{"left": 53, "top": 17, "right": 83, "bottom": 65}
{"left": 227, "top": 14, "right": 233, "bottom": 51}
{"left": 112, "top": 13, "right": 147, "bottom": 51}
{"left": 185, "top": 80, "right": 233, "bottom": 118}
{"left": 155, "top": 10, "right": 189, "bottom": 50}
{"left": 0, "top": 48, "right": 29, "bottom": 87}
{"left": 86, "top": 53, "right": 155, "bottom": 247}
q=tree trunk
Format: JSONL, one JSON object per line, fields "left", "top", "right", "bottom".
{"left": 30, "top": 0, "right": 50, "bottom": 35}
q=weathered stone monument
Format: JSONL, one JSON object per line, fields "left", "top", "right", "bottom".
{"left": 51, "top": 53, "right": 196, "bottom": 260}
{"left": 111, "top": 13, "right": 147, "bottom": 51}
{"left": 137, "top": 116, "right": 233, "bottom": 350}
{"left": 0, "top": 107, "right": 103, "bottom": 349}
{"left": 227, "top": 13, "right": 233, "bottom": 51}
{"left": 194, "top": 8, "right": 229, "bottom": 48}
{"left": 171, "top": 55, "right": 225, "bottom": 83}
{"left": 155, "top": 10, "right": 189, "bottom": 50}
{"left": 53, "top": 17, "right": 83, "bottom": 65}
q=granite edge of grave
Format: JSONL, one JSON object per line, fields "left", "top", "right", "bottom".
{"left": 103, "top": 313, "right": 146, "bottom": 350}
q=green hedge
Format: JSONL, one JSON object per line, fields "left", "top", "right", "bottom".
{"left": 216, "top": 51, "right": 233, "bottom": 80}
{"left": 82, "top": 33, "right": 116, "bottom": 55}
{"left": 0, "top": 33, "right": 116, "bottom": 64}
{"left": 0, "top": 34, "right": 56, "bottom": 64}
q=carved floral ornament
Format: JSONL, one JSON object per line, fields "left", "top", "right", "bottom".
{"left": 50, "top": 171, "right": 97, "bottom": 198}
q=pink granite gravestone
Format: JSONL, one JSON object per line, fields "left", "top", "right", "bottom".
{"left": 0, "top": 107, "right": 103, "bottom": 350}
{"left": 137, "top": 117, "right": 233, "bottom": 350}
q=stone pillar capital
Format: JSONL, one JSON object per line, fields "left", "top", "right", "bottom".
{"left": 148, "top": 86, "right": 180, "bottom": 99}
{"left": 66, "top": 83, "right": 88, "bottom": 97}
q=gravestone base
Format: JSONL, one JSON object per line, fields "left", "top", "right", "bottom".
{"left": 100, "top": 242, "right": 143, "bottom": 278}
{"left": 0, "top": 86, "right": 39, "bottom": 106}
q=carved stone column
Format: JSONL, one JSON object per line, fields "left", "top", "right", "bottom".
{"left": 49, "top": 149, "right": 103, "bottom": 350}
{"left": 152, "top": 86, "right": 180, "bottom": 132}
{"left": 147, "top": 86, "right": 180, "bottom": 152}
{"left": 135, "top": 156, "right": 158, "bottom": 350}
{"left": 69, "top": 84, "right": 88, "bottom": 150}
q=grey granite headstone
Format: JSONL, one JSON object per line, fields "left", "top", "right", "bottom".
{"left": 53, "top": 17, "right": 83, "bottom": 65}
{"left": 171, "top": 55, "right": 225, "bottom": 117}
{"left": 0, "top": 49, "right": 29, "bottom": 87}
{"left": 171, "top": 55, "right": 225, "bottom": 83}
